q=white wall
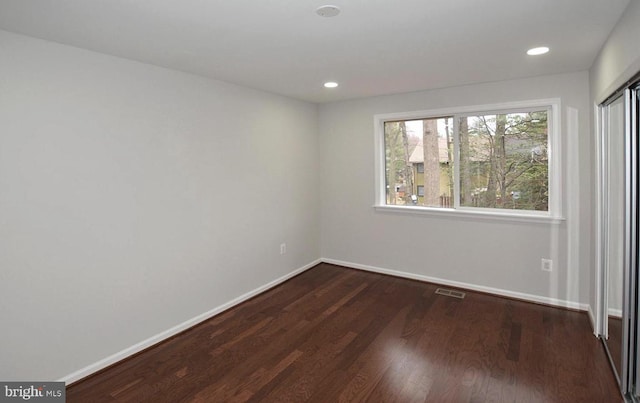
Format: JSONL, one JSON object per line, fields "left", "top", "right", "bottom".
{"left": 319, "top": 71, "right": 592, "bottom": 308}
{"left": 590, "top": 0, "right": 640, "bottom": 104}
{"left": 0, "top": 30, "right": 319, "bottom": 381}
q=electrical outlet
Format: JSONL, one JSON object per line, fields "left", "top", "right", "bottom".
{"left": 541, "top": 258, "right": 553, "bottom": 272}
{"left": 280, "top": 243, "right": 286, "bottom": 255}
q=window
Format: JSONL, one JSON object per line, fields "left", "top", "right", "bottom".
{"left": 375, "top": 100, "right": 561, "bottom": 221}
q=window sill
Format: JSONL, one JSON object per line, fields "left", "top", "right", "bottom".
{"left": 373, "top": 204, "right": 565, "bottom": 225}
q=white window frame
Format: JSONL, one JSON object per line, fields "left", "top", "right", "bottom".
{"left": 373, "top": 99, "right": 564, "bottom": 224}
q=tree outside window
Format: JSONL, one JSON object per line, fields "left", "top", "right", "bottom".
{"left": 383, "top": 108, "right": 549, "bottom": 212}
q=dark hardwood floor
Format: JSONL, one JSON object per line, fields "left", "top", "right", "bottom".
{"left": 67, "top": 263, "right": 622, "bottom": 402}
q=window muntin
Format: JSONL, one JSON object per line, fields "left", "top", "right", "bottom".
{"left": 376, "top": 102, "right": 558, "bottom": 218}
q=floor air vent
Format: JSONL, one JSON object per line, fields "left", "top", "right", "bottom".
{"left": 435, "top": 288, "right": 466, "bottom": 299}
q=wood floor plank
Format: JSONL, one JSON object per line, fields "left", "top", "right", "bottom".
{"left": 66, "top": 263, "right": 623, "bottom": 402}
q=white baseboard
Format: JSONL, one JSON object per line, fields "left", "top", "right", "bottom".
{"left": 59, "top": 259, "right": 321, "bottom": 385}
{"left": 321, "top": 258, "right": 589, "bottom": 312}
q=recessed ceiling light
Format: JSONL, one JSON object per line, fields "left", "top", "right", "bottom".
{"left": 316, "top": 5, "right": 341, "bottom": 18}
{"left": 527, "top": 46, "right": 550, "bottom": 56}
{"left": 324, "top": 81, "right": 339, "bottom": 88}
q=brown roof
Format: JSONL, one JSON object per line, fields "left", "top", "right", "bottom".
{"left": 408, "top": 137, "right": 449, "bottom": 163}
{"left": 408, "top": 136, "right": 494, "bottom": 164}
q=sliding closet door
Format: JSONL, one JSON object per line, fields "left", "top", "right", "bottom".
{"left": 622, "top": 85, "right": 638, "bottom": 396}
{"left": 602, "top": 93, "right": 627, "bottom": 386}
{"left": 600, "top": 78, "right": 640, "bottom": 400}
{"left": 629, "top": 84, "right": 640, "bottom": 400}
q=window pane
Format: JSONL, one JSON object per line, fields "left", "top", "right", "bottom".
{"left": 384, "top": 117, "right": 453, "bottom": 207}
{"left": 458, "top": 111, "right": 548, "bottom": 211}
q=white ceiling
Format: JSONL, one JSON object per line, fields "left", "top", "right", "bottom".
{"left": 0, "top": 0, "right": 630, "bottom": 103}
